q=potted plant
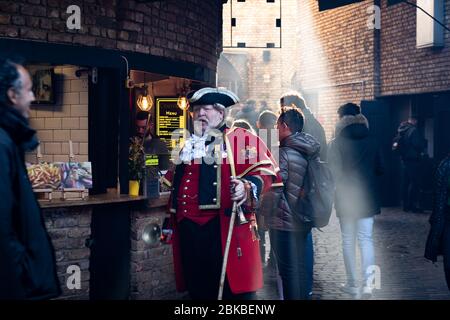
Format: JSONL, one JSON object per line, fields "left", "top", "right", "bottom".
{"left": 128, "top": 136, "right": 145, "bottom": 196}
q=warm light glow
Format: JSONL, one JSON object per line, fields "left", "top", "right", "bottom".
{"left": 177, "top": 96, "right": 189, "bottom": 110}
{"left": 137, "top": 87, "right": 153, "bottom": 111}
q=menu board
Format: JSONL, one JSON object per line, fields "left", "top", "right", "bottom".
{"left": 155, "top": 98, "right": 187, "bottom": 151}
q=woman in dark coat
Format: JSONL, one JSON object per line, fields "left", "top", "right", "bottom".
{"left": 328, "top": 103, "right": 384, "bottom": 299}
{"left": 425, "top": 154, "right": 450, "bottom": 290}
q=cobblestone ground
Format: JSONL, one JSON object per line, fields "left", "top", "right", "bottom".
{"left": 256, "top": 207, "right": 450, "bottom": 300}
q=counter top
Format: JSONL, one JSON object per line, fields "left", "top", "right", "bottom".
{"left": 39, "top": 193, "right": 148, "bottom": 209}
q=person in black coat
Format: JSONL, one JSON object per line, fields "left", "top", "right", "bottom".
{"left": 280, "top": 91, "right": 327, "bottom": 161}
{"left": 393, "top": 118, "right": 427, "bottom": 212}
{"left": 328, "top": 103, "right": 384, "bottom": 299}
{"left": 425, "top": 154, "right": 450, "bottom": 290}
{"left": 0, "top": 57, "right": 60, "bottom": 300}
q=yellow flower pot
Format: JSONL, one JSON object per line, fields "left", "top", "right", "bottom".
{"left": 129, "top": 180, "right": 140, "bottom": 196}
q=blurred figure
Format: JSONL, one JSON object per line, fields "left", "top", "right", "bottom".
{"left": 392, "top": 117, "right": 427, "bottom": 212}
{"left": 257, "top": 110, "right": 278, "bottom": 163}
{"left": 256, "top": 109, "right": 283, "bottom": 298}
{"left": 328, "top": 103, "right": 384, "bottom": 299}
{"left": 280, "top": 91, "right": 327, "bottom": 160}
{"left": 0, "top": 57, "right": 60, "bottom": 299}
{"left": 255, "top": 110, "right": 277, "bottom": 262}
{"left": 135, "top": 111, "right": 169, "bottom": 171}
{"left": 425, "top": 153, "right": 450, "bottom": 290}
{"left": 235, "top": 99, "right": 258, "bottom": 129}
{"left": 230, "top": 118, "right": 256, "bottom": 134}
{"left": 258, "top": 100, "right": 271, "bottom": 113}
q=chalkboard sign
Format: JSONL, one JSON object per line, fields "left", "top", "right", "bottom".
{"left": 155, "top": 97, "right": 187, "bottom": 151}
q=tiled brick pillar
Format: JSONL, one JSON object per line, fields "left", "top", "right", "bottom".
{"left": 129, "top": 207, "right": 186, "bottom": 300}
{"left": 43, "top": 207, "right": 92, "bottom": 299}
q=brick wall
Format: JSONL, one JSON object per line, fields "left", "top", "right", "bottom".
{"left": 0, "top": 0, "right": 223, "bottom": 71}
{"left": 43, "top": 207, "right": 92, "bottom": 300}
{"left": 222, "top": 0, "right": 378, "bottom": 139}
{"left": 130, "top": 201, "right": 186, "bottom": 300}
{"left": 26, "top": 65, "right": 89, "bottom": 164}
{"left": 222, "top": 0, "right": 450, "bottom": 139}
{"left": 380, "top": 0, "right": 450, "bottom": 95}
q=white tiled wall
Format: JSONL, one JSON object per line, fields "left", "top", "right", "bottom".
{"left": 26, "top": 65, "right": 89, "bottom": 164}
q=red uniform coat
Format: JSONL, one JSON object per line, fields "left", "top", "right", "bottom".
{"left": 162, "top": 127, "right": 283, "bottom": 294}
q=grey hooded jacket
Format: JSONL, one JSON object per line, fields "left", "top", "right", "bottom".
{"left": 266, "top": 132, "right": 321, "bottom": 231}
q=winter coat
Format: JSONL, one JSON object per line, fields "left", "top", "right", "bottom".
{"left": 302, "top": 107, "right": 328, "bottom": 161}
{"left": 328, "top": 114, "right": 384, "bottom": 220}
{"left": 396, "top": 122, "right": 427, "bottom": 161}
{"left": 265, "top": 132, "right": 321, "bottom": 231}
{"left": 425, "top": 155, "right": 450, "bottom": 262}
{"left": 0, "top": 105, "right": 60, "bottom": 300}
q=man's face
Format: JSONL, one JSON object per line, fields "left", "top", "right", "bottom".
{"left": 276, "top": 119, "right": 290, "bottom": 142}
{"left": 191, "top": 104, "right": 224, "bottom": 135}
{"left": 136, "top": 119, "right": 148, "bottom": 138}
{"left": 7, "top": 65, "right": 35, "bottom": 119}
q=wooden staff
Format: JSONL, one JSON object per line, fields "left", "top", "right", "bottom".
{"left": 218, "top": 193, "right": 246, "bottom": 300}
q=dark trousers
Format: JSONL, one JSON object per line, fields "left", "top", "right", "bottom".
{"left": 269, "top": 227, "right": 313, "bottom": 300}
{"left": 178, "top": 217, "right": 256, "bottom": 300}
{"left": 402, "top": 160, "right": 421, "bottom": 210}
{"left": 443, "top": 221, "right": 450, "bottom": 291}
{"left": 305, "top": 232, "right": 314, "bottom": 297}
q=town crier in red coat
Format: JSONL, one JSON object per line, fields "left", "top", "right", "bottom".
{"left": 162, "top": 87, "right": 282, "bottom": 300}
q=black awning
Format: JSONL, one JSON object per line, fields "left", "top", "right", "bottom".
{"left": 317, "top": 0, "right": 364, "bottom": 11}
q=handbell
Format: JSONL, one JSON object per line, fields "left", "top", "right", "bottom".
{"left": 235, "top": 202, "right": 249, "bottom": 225}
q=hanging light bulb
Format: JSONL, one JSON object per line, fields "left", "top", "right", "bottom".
{"left": 136, "top": 85, "right": 153, "bottom": 111}
{"left": 177, "top": 96, "right": 189, "bottom": 111}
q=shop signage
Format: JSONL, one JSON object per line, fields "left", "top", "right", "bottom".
{"left": 155, "top": 97, "right": 187, "bottom": 151}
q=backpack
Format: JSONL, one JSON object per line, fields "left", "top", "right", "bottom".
{"left": 296, "top": 156, "right": 335, "bottom": 228}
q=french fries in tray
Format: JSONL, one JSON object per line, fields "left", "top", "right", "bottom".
{"left": 27, "top": 162, "right": 62, "bottom": 190}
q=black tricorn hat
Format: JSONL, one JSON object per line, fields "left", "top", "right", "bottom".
{"left": 187, "top": 87, "right": 239, "bottom": 109}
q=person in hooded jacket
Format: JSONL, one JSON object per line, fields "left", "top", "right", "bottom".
{"left": 328, "top": 103, "right": 384, "bottom": 299}
{"left": 262, "top": 106, "right": 320, "bottom": 300}
{"left": 0, "top": 57, "right": 60, "bottom": 300}
{"left": 393, "top": 118, "right": 427, "bottom": 212}
{"left": 425, "top": 153, "right": 450, "bottom": 290}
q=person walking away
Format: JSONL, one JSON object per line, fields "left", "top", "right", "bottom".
{"left": 328, "top": 103, "right": 384, "bottom": 299}
{"left": 392, "top": 117, "right": 427, "bottom": 212}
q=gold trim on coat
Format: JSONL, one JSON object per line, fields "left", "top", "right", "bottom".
{"left": 161, "top": 176, "right": 172, "bottom": 187}
{"left": 236, "top": 160, "right": 274, "bottom": 178}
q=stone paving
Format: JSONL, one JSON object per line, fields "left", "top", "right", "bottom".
{"left": 256, "top": 207, "right": 450, "bottom": 300}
